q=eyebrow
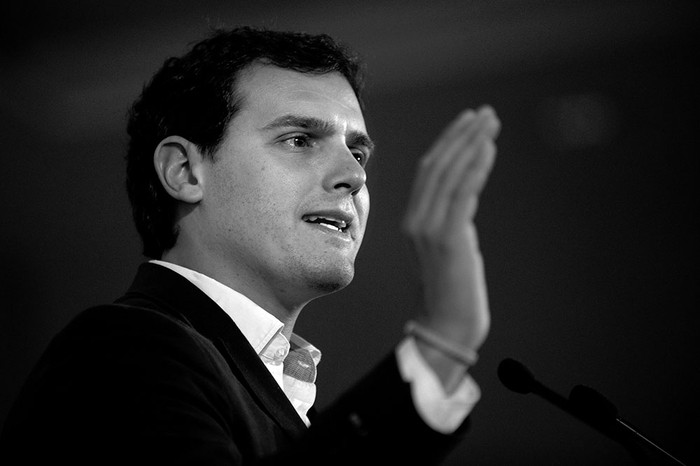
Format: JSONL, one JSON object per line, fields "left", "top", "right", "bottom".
{"left": 262, "top": 114, "right": 375, "bottom": 155}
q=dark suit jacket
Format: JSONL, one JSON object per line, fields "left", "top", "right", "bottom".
{"left": 0, "top": 263, "right": 469, "bottom": 465}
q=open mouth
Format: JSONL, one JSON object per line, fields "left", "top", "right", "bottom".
{"left": 302, "top": 214, "right": 350, "bottom": 233}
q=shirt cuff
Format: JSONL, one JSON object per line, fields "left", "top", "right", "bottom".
{"left": 395, "top": 336, "right": 481, "bottom": 434}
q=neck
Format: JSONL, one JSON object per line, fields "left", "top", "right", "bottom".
{"left": 160, "top": 247, "right": 310, "bottom": 339}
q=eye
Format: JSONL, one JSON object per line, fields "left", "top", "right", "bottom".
{"left": 351, "top": 149, "right": 369, "bottom": 167}
{"left": 282, "top": 134, "right": 313, "bottom": 149}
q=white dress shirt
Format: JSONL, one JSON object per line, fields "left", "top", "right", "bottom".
{"left": 151, "top": 260, "right": 479, "bottom": 433}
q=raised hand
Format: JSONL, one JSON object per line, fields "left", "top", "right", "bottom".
{"left": 402, "top": 106, "right": 500, "bottom": 387}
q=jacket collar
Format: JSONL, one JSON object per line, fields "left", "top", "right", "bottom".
{"left": 116, "top": 262, "right": 308, "bottom": 439}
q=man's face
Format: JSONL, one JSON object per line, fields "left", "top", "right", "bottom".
{"left": 198, "top": 64, "right": 371, "bottom": 303}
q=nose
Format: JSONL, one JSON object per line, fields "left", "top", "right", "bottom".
{"left": 323, "top": 145, "right": 367, "bottom": 196}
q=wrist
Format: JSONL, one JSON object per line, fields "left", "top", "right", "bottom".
{"left": 412, "top": 339, "right": 468, "bottom": 394}
{"left": 405, "top": 320, "right": 480, "bottom": 393}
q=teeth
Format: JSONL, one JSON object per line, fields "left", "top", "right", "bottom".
{"left": 319, "top": 223, "right": 341, "bottom": 232}
{"left": 304, "top": 215, "right": 348, "bottom": 231}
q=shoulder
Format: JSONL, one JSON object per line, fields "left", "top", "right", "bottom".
{"left": 42, "top": 303, "right": 228, "bottom": 381}
{"left": 1, "top": 305, "right": 243, "bottom": 464}
{"left": 55, "top": 303, "right": 194, "bottom": 348}
{"left": 65, "top": 302, "right": 191, "bottom": 337}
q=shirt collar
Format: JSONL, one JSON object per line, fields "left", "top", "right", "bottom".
{"left": 150, "top": 260, "right": 319, "bottom": 362}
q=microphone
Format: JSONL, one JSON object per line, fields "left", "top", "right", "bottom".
{"left": 497, "top": 357, "right": 572, "bottom": 415}
{"left": 497, "top": 358, "right": 687, "bottom": 465}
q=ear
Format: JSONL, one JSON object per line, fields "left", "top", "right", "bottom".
{"left": 153, "top": 136, "right": 204, "bottom": 204}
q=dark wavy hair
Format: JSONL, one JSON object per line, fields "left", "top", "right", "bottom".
{"left": 126, "top": 26, "right": 365, "bottom": 258}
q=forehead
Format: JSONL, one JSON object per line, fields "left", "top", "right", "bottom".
{"left": 233, "top": 63, "right": 366, "bottom": 130}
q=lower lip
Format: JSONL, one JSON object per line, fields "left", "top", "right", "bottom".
{"left": 304, "top": 222, "right": 353, "bottom": 242}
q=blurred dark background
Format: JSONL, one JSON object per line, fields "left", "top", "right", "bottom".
{"left": 1, "top": 1, "right": 698, "bottom": 464}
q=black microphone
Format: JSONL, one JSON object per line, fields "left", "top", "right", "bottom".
{"left": 497, "top": 357, "right": 572, "bottom": 415}
{"left": 497, "top": 358, "right": 687, "bottom": 465}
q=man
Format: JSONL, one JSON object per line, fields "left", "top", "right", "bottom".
{"left": 0, "top": 27, "right": 499, "bottom": 464}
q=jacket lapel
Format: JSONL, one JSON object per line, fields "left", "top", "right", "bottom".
{"left": 116, "top": 262, "right": 308, "bottom": 439}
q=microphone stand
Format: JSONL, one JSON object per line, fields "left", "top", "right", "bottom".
{"left": 569, "top": 385, "right": 686, "bottom": 466}
{"left": 497, "top": 358, "right": 686, "bottom": 465}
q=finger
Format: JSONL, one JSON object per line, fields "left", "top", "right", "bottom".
{"left": 421, "top": 133, "right": 496, "bottom": 235}
{"left": 421, "top": 106, "right": 498, "bottom": 167}
{"left": 447, "top": 137, "right": 497, "bottom": 227}
{"left": 406, "top": 108, "right": 490, "bottom": 224}
{"left": 403, "top": 110, "right": 478, "bottom": 225}
{"left": 405, "top": 108, "right": 498, "bottom": 232}
{"left": 428, "top": 108, "right": 498, "bottom": 195}
{"left": 415, "top": 107, "right": 499, "bottom": 236}
{"left": 421, "top": 109, "right": 478, "bottom": 166}
{"left": 443, "top": 114, "right": 499, "bottom": 205}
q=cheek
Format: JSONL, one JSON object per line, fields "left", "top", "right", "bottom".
{"left": 357, "top": 186, "right": 370, "bottom": 220}
{"left": 205, "top": 166, "right": 258, "bottom": 235}
{"left": 216, "top": 166, "right": 303, "bottom": 228}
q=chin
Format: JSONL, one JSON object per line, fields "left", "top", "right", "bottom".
{"left": 306, "top": 263, "right": 355, "bottom": 295}
{"left": 311, "top": 278, "right": 349, "bottom": 295}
